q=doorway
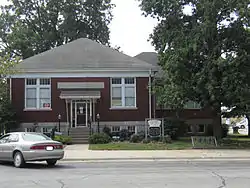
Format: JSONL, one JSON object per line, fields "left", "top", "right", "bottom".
{"left": 71, "top": 100, "right": 94, "bottom": 127}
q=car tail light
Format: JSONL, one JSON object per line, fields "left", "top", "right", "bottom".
{"left": 54, "top": 144, "right": 63, "bottom": 149}
{"left": 30, "top": 144, "right": 63, "bottom": 150}
{"left": 30, "top": 145, "right": 46, "bottom": 150}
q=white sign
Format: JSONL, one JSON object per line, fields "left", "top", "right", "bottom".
{"left": 148, "top": 119, "right": 161, "bottom": 127}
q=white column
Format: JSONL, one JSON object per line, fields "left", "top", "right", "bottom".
{"left": 65, "top": 99, "right": 69, "bottom": 130}
{"left": 70, "top": 100, "right": 73, "bottom": 128}
{"left": 93, "top": 99, "right": 95, "bottom": 122}
{"left": 75, "top": 101, "right": 77, "bottom": 127}
{"left": 85, "top": 101, "right": 88, "bottom": 126}
{"left": 90, "top": 99, "right": 92, "bottom": 121}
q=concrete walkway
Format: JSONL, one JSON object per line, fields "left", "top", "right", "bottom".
{"left": 63, "top": 144, "right": 250, "bottom": 161}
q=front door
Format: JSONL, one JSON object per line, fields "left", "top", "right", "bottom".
{"left": 72, "top": 100, "right": 93, "bottom": 127}
{"left": 76, "top": 102, "right": 87, "bottom": 126}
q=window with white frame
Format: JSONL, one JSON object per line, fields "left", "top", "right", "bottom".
{"left": 128, "top": 126, "right": 136, "bottom": 133}
{"left": 25, "top": 78, "right": 51, "bottom": 109}
{"left": 198, "top": 124, "right": 205, "bottom": 133}
{"left": 111, "top": 126, "right": 120, "bottom": 132}
{"left": 111, "top": 77, "right": 136, "bottom": 108}
{"left": 187, "top": 125, "right": 193, "bottom": 133}
{"left": 25, "top": 128, "right": 33, "bottom": 132}
{"left": 184, "top": 101, "right": 201, "bottom": 109}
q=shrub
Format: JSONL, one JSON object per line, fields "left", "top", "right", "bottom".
{"left": 221, "top": 124, "right": 229, "bottom": 138}
{"left": 89, "top": 133, "right": 111, "bottom": 144}
{"left": 161, "top": 135, "right": 172, "bottom": 143}
{"left": 103, "top": 126, "right": 111, "bottom": 137}
{"left": 130, "top": 134, "right": 142, "bottom": 143}
{"left": 142, "top": 138, "right": 150, "bottom": 143}
{"left": 164, "top": 119, "right": 183, "bottom": 140}
{"left": 54, "top": 135, "right": 72, "bottom": 145}
{"left": 119, "top": 129, "right": 129, "bottom": 141}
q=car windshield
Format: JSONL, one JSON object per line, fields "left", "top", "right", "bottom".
{"left": 22, "top": 133, "right": 51, "bottom": 141}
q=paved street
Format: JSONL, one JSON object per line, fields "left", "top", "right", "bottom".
{"left": 1, "top": 160, "right": 250, "bottom": 188}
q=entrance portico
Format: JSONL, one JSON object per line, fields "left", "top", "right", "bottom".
{"left": 70, "top": 99, "right": 96, "bottom": 128}
{"left": 58, "top": 82, "right": 104, "bottom": 129}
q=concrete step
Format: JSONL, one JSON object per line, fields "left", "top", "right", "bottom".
{"left": 71, "top": 137, "right": 89, "bottom": 144}
{"left": 69, "top": 132, "right": 90, "bottom": 136}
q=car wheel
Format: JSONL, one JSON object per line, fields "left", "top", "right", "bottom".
{"left": 13, "top": 151, "right": 25, "bottom": 168}
{"left": 46, "top": 160, "right": 57, "bottom": 166}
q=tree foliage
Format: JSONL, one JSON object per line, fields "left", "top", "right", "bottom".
{"left": 139, "top": 0, "right": 250, "bottom": 118}
{"left": 0, "top": 55, "right": 19, "bottom": 134}
{"left": 0, "top": 0, "right": 114, "bottom": 59}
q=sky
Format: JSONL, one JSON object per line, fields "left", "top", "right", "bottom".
{"left": 110, "top": 0, "right": 158, "bottom": 56}
{"left": 0, "top": 0, "right": 158, "bottom": 57}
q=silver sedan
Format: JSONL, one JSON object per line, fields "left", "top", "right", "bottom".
{"left": 0, "top": 132, "right": 64, "bottom": 168}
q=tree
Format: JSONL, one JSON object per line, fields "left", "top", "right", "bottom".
{"left": 139, "top": 0, "right": 250, "bottom": 137}
{"left": 0, "top": 54, "right": 19, "bottom": 134}
{"left": 0, "top": 0, "right": 114, "bottom": 59}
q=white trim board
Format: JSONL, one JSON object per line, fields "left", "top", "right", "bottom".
{"left": 11, "top": 70, "right": 152, "bottom": 78}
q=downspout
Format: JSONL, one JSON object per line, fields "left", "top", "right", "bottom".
{"left": 148, "top": 69, "right": 152, "bottom": 119}
{"left": 9, "top": 76, "right": 12, "bottom": 102}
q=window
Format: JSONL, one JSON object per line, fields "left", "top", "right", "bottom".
{"left": 0, "top": 135, "right": 10, "bottom": 143}
{"left": 198, "top": 124, "right": 205, "bottom": 133}
{"left": 184, "top": 101, "right": 201, "bottom": 109}
{"left": 111, "top": 78, "right": 136, "bottom": 108}
{"left": 25, "top": 78, "right": 51, "bottom": 109}
{"left": 187, "top": 125, "right": 193, "bottom": 133}
{"left": 111, "top": 126, "right": 120, "bottom": 132}
{"left": 8, "top": 134, "right": 19, "bottom": 142}
{"left": 25, "top": 128, "right": 33, "bottom": 132}
{"left": 128, "top": 126, "right": 135, "bottom": 133}
{"left": 22, "top": 133, "right": 51, "bottom": 141}
{"left": 41, "top": 127, "right": 53, "bottom": 133}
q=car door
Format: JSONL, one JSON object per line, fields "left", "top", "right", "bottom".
{"left": 5, "top": 134, "right": 19, "bottom": 161}
{"left": 0, "top": 134, "right": 11, "bottom": 160}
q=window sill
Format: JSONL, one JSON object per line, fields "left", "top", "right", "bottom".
{"left": 109, "top": 107, "right": 138, "bottom": 110}
{"left": 23, "top": 108, "right": 52, "bottom": 112}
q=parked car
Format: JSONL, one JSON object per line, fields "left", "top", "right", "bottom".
{"left": 0, "top": 132, "right": 64, "bottom": 168}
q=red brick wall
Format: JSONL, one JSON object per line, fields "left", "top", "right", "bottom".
{"left": 11, "top": 77, "right": 150, "bottom": 123}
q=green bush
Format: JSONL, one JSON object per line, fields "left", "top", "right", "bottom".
{"left": 54, "top": 135, "right": 72, "bottom": 145}
{"left": 103, "top": 126, "right": 111, "bottom": 137}
{"left": 161, "top": 135, "right": 172, "bottom": 143}
{"left": 130, "top": 134, "right": 143, "bottom": 143}
{"left": 221, "top": 124, "right": 229, "bottom": 138}
{"left": 142, "top": 138, "right": 150, "bottom": 143}
{"left": 89, "top": 133, "right": 111, "bottom": 144}
{"left": 119, "top": 129, "right": 129, "bottom": 141}
{"left": 164, "top": 119, "right": 184, "bottom": 140}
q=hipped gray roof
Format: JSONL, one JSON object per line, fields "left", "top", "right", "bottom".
{"left": 135, "top": 52, "right": 163, "bottom": 77}
{"left": 16, "top": 38, "right": 155, "bottom": 72}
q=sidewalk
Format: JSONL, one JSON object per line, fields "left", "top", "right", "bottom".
{"left": 62, "top": 144, "right": 250, "bottom": 161}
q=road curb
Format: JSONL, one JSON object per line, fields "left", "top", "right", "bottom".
{"left": 61, "top": 157, "right": 250, "bottom": 162}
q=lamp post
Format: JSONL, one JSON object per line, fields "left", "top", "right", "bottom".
{"left": 58, "top": 114, "right": 61, "bottom": 132}
{"left": 96, "top": 113, "right": 100, "bottom": 133}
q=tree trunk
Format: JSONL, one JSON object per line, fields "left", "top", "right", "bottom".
{"left": 213, "top": 115, "right": 222, "bottom": 139}
{"left": 212, "top": 106, "right": 222, "bottom": 139}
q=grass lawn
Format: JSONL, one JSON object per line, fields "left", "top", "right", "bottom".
{"left": 89, "top": 136, "right": 250, "bottom": 150}
{"left": 89, "top": 141, "right": 192, "bottom": 150}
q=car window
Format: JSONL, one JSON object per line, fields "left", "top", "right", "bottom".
{"left": 8, "top": 134, "right": 19, "bottom": 143}
{"left": 0, "top": 135, "right": 10, "bottom": 144}
{"left": 22, "top": 133, "right": 51, "bottom": 141}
